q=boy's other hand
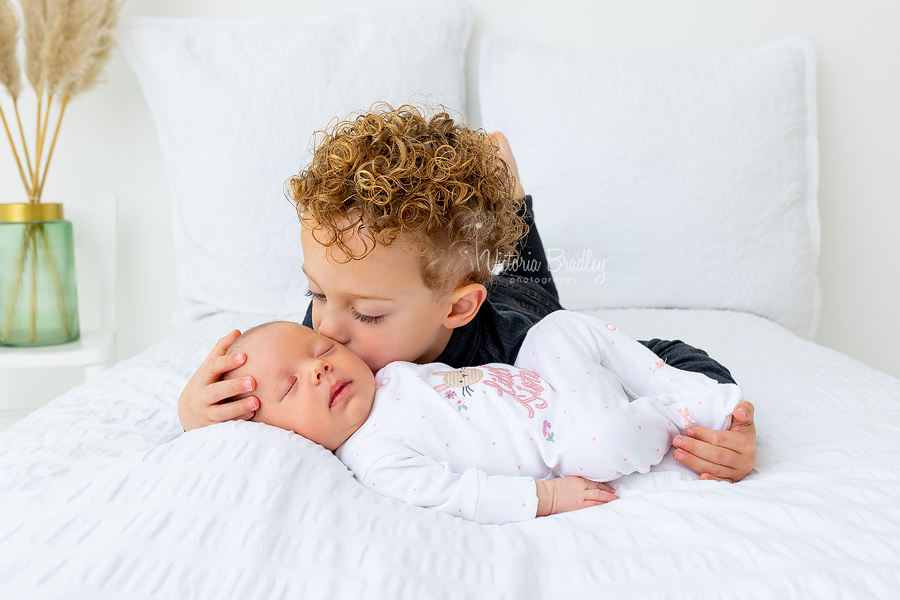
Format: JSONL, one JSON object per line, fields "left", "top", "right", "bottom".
{"left": 488, "top": 132, "right": 526, "bottom": 199}
{"left": 177, "top": 329, "right": 260, "bottom": 431}
{"left": 535, "top": 477, "right": 619, "bottom": 517}
{"left": 672, "top": 400, "right": 757, "bottom": 482}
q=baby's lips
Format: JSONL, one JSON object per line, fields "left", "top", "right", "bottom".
{"left": 329, "top": 380, "right": 351, "bottom": 407}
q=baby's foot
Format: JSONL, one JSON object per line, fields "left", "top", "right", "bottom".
{"left": 489, "top": 132, "right": 526, "bottom": 199}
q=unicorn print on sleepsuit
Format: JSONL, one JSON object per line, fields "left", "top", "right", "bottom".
{"left": 336, "top": 311, "right": 742, "bottom": 525}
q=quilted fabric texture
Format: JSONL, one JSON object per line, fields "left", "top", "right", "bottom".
{"left": 1, "top": 309, "right": 899, "bottom": 599}
{"left": 480, "top": 37, "right": 821, "bottom": 339}
{"left": 118, "top": 2, "right": 472, "bottom": 326}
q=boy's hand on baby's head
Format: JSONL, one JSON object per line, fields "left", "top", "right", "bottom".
{"left": 535, "top": 477, "right": 619, "bottom": 517}
{"left": 177, "top": 330, "right": 260, "bottom": 431}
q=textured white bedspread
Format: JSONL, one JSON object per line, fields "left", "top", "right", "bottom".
{"left": 1, "top": 309, "right": 899, "bottom": 599}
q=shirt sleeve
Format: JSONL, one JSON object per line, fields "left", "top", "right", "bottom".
{"left": 360, "top": 449, "right": 539, "bottom": 525}
{"left": 639, "top": 338, "right": 736, "bottom": 385}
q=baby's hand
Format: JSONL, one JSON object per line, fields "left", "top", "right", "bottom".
{"left": 177, "top": 330, "right": 259, "bottom": 431}
{"left": 535, "top": 477, "right": 619, "bottom": 517}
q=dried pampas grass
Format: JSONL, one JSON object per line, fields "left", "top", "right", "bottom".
{"left": 41, "top": 0, "right": 119, "bottom": 97}
{"left": 0, "top": 0, "right": 21, "bottom": 99}
{"left": 0, "top": 0, "right": 122, "bottom": 201}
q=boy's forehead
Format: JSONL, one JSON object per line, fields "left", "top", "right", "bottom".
{"left": 300, "top": 226, "right": 427, "bottom": 297}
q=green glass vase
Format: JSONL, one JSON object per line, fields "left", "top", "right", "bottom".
{"left": 0, "top": 203, "right": 80, "bottom": 346}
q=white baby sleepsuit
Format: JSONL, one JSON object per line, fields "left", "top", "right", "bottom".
{"left": 336, "top": 311, "right": 742, "bottom": 524}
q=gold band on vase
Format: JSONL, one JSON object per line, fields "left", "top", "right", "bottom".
{"left": 0, "top": 203, "right": 64, "bottom": 222}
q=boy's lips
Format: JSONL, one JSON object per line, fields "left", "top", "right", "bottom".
{"left": 330, "top": 381, "right": 351, "bottom": 408}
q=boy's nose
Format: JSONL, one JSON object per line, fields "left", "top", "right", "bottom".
{"left": 316, "top": 310, "right": 350, "bottom": 345}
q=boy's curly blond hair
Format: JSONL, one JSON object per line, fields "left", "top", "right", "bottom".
{"left": 286, "top": 103, "right": 527, "bottom": 295}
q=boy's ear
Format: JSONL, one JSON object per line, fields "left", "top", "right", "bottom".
{"left": 442, "top": 283, "right": 487, "bottom": 330}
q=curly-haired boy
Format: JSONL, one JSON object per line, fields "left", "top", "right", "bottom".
{"left": 178, "top": 104, "right": 756, "bottom": 482}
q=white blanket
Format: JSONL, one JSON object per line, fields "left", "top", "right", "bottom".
{"left": 1, "top": 308, "right": 899, "bottom": 599}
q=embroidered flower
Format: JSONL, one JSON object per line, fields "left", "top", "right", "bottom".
{"left": 542, "top": 420, "right": 555, "bottom": 442}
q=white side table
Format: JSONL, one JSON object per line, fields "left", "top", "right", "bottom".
{"left": 0, "top": 194, "right": 117, "bottom": 425}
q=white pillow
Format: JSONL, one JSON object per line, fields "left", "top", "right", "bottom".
{"left": 119, "top": 2, "right": 472, "bottom": 326}
{"left": 480, "top": 36, "right": 821, "bottom": 339}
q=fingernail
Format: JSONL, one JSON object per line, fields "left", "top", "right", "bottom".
{"left": 248, "top": 398, "right": 258, "bottom": 410}
{"left": 673, "top": 450, "right": 682, "bottom": 460}
{"left": 686, "top": 428, "right": 695, "bottom": 437}
{"left": 235, "top": 352, "right": 244, "bottom": 362}
{"left": 737, "top": 408, "right": 748, "bottom": 419}
{"left": 244, "top": 377, "right": 253, "bottom": 390}
{"left": 673, "top": 436, "right": 683, "bottom": 447}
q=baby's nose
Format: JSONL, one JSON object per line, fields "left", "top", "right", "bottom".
{"left": 312, "top": 360, "right": 332, "bottom": 381}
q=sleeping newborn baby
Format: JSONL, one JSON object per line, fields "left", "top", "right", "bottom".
{"left": 223, "top": 311, "right": 742, "bottom": 524}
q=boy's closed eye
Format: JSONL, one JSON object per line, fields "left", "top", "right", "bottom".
{"left": 305, "top": 290, "right": 386, "bottom": 325}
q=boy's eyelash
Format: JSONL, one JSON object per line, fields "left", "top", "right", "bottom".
{"left": 305, "top": 290, "right": 384, "bottom": 325}
{"left": 352, "top": 309, "right": 385, "bottom": 325}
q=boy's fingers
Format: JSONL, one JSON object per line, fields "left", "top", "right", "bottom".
{"left": 209, "top": 330, "right": 241, "bottom": 359}
{"left": 672, "top": 444, "right": 737, "bottom": 482}
{"left": 205, "top": 376, "right": 256, "bottom": 405}
{"left": 685, "top": 425, "right": 755, "bottom": 456}
{"left": 210, "top": 397, "right": 259, "bottom": 423}
{"left": 208, "top": 351, "right": 247, "bottom": 378}
{"left": 732, "top": 400, "right": 755, "bottom": 426}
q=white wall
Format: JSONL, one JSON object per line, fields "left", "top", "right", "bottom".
{"left": 2, "top": 0, "right": 898, "bottom": 410}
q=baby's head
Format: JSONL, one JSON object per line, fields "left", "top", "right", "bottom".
{"left": 224, "top": 321, "right": 377, "bottom": 450}
{"left": 286, "top": 103, "right": 528, "bottom": 372}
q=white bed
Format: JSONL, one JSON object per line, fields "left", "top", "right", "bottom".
{"left": 2, "top": 2, "right": 899, "bottom": 598}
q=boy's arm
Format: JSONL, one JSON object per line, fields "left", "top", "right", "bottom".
{"left": 640, "top": 339, "right": 735, "bottom": 384}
